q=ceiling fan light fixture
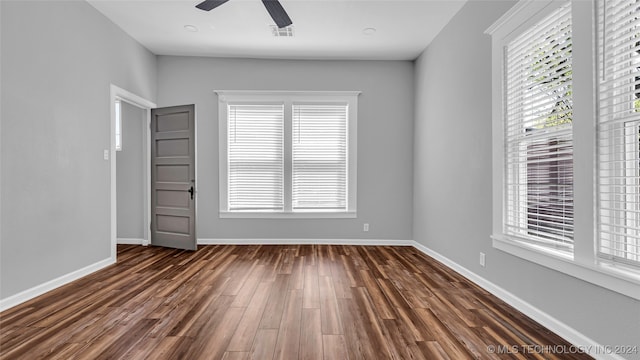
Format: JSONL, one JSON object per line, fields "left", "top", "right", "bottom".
{"left": 195, "top": 0, "right": 293, "bottom": 29}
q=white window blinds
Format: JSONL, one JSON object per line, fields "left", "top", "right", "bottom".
{"left": 504, "top": 3, "right": 574, "bottom": 248}
{"left": 292, "top": 104, "right": 348, "bottom": 211}
{"left": 218, "top": 91, "right": 358, "bottom": 217}
{"left": 597, "top": 0, "right": 640, "bottom": 265}
{"left": 227, "top": 104, "right": 284, "bottom": 211}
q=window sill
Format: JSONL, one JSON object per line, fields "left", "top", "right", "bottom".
{"left": 219, "top": 211, "right": 357, "bottom": 219}
{"left": 492, "top": 234, "right": 640, "bottom": 300}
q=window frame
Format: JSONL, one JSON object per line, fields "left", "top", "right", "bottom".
{"left": 501, "top": 1, "right": 575, "bottom": 252}
{"left": 595, "top": 0, "right": 640, "bottom": 267}
{"left": 487, "top": 0, "right": 640, "bottom": 300}
{"left": 216, "top": 90, "right": 359, "bottom": 219}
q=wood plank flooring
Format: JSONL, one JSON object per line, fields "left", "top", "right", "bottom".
{"left": 0, "top": 245, "right": 592, "bottom": 359}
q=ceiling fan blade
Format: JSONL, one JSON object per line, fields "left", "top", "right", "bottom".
{"left": 261, "top": 0, "right": 292, "bottom": 28}
{"left": 195, "top": 0, "right": 229, "bottom": 11}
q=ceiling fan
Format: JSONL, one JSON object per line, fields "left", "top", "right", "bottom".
{"left": 195, "top": 0, "right": 293, "bottom": 28}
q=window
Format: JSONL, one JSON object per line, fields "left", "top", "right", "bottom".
{"left": 217, "top": 91, "right": 359, "bottom": 218}
{"left": 488, "top": 0, "right": 640, "bottom": 300}
{"left": 292, "top": 104, "right": 348, "bottom": 211}
{"left": 503, "top": 2, "right": 574, "bottom": 251}
{"left": 227, "top": 104, "right": 284, "bottom": 211}
{"left": 115, "top": 99, "right": 122, "bottom": 151}
{"left": 597, "top": 0, "right": 640, "bottom": 266}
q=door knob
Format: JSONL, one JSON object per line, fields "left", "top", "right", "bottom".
{"left": 188, "top": 186, "right": 194, "bottom": 200}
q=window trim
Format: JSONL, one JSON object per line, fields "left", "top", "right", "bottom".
{"left": 595, "top": 0, "right": 640, "bottom": 267}
{"left": 487, "top": 0, "right": 574, "bottom": 255}
{"left": 487, "top": 0, "right": 640, "bottom": 300}
{"left": 491, "top": 234, "right": 640, "bottom": 300}
{"left": 502, "top": 1, "right": 575, "bottom": 250}
{"left": 216, "top": 90, "right": 360, "bottom": 219}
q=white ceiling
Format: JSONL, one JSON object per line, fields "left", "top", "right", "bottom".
{"left": 87, "top": 0, "right": 466, "bottom": 61}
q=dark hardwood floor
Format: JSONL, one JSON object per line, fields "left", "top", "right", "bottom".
{"left": 0, "top": 245, "right": 592, "bottom": 359}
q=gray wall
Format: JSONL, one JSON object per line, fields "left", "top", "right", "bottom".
{"left": 413, "top": 1, "right": 640, "bottom": 358}
{"left": 157, "top": 57, "right": 414, "bottom": 240}
{"left": 116, "top": 102, "right": 146, "bottom": 240}
{"left": 0, "top": 0, "right": 157, "bottom": 299}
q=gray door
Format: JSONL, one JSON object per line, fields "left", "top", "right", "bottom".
{"left": 151, "top": 105, "right": 196, "bottom": 250}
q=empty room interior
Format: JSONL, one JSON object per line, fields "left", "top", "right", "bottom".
{"left": 1, "top": 0, "right": 639, "bottom": 359}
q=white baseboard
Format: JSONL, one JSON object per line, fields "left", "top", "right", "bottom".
{"left": 0, "top": 257, "right": 115, "bottom": 312}
{"left": 117, "top": 238, "right": 149, "bottom": 246}
{"left": 197, "top": 238, "right": 414, "bottom": 246}
{"left": 410, "top": 241, "right": 625, "bottom": 360}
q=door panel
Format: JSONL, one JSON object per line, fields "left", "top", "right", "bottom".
{"left": 151, "top": 105, "right": 196, "bottom": 250}
{"left": 157, "top": 165, "right": 190, "bottom": 182}
{"left": 156, "top": 190, "right": 190, "bottom": 208}
{"left": 156, "top": 138, "right": 190, "bottom": 156}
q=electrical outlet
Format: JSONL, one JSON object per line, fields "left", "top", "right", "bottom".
{"left": 103, "top": 149, "right": 109, "bottom": 160}
{"left": 363, "top": 223, "right": 369, "bottom": 232}
{"left": 479, "top": 252, "right": 486, "bottom": 267}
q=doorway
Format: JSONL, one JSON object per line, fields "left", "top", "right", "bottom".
{"left": 110, "top": 85, "right": 198, "bottom": 257}
{"left": 110, "top": 85, "right": 156, "bottom": 261}
{"left": 116, "top": 100, "right": 148, "bottom": 246}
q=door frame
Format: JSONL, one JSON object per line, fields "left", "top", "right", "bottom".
{"left": 110, "top": 84, "right": 156, "bottom": 262}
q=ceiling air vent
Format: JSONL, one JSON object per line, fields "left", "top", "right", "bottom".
{"left": 271, "top": 25, "right": 294, "bottom": 37}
